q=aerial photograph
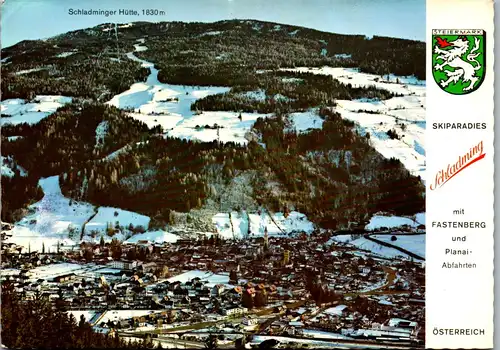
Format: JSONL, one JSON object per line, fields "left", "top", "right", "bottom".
{"left": 1, "top": 0, "right": 426, "bottom": 348}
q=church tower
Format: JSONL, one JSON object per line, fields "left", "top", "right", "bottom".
{"left": 263, "top": 227, "right": 269, "bottom": 251}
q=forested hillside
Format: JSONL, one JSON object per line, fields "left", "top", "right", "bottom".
{"left": 1, "top": 20, "right": 425, "bottom": 230}
{"left": 2, "top": 20, "right": 424, "bottom": 100}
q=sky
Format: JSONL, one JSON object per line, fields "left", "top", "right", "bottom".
{"left": 1, "top": 0, "right": 425, "bottom": 48}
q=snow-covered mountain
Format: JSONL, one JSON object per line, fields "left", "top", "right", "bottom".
{"left": 2, "top": 20, "right": 426, "bottom": 251}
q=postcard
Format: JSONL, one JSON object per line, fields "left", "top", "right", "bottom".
{"left": 0, "top": 0, "right": 494, "bottom": 349}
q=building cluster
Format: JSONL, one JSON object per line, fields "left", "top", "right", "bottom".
{"left": 1, "top": 226, "right": 425, "bottom": 346}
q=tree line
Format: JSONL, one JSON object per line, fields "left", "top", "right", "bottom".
{"left": 191, "top": 71, "right": 396, "bottom": 114}
{"left": 1, "top": 281, "right": 162, "bottom": 349}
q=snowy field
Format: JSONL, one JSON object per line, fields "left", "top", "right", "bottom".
{"left": 330, "top": 213, "right": 427, "bottom": 259}
{"left": 415, "top": 212, "right": 425, "bottom": 225}
{"left": 329, "top": 235, "right": 421, "bottom": 260}
{"left": 280, "top": 66, "right": 425, "bottom": 179}
{"left": 324, "top": 305, "right": 348, "bottom": 316}
{"left": 302, "top": 329, "right": 353, "bottom": 340}
{"left": 124, "top": 230, "right": 179, "bottom": 244}
{"left": 98, "top": 310, "right": 160, "bottom": 324}
{"left": 166, "top": 270, "right": 232, "bottom": 288}
{"left": 94, "top": 267, "right": 123, "bottom": 274}
{"left": 166, "top": 110, "right": 271, "bottom": 144}
{"left": 6, "top": 176, "right": 95, "bottom": 252}
{"left": 106, "top": 41, "right": 270, "bottom": 145}
{"left": 212, "top": 211, "right": 314, "bottom": 239}
{"left": 212, "top": 213, "right": 234, "bottom": 239}
{"left": 286, "top": 110, "right": 324, "bottom": 133}
{"left": 371, "top": 234, "right": 425, "bottom": 258}
{"left": 84, "top": 207, "right": 150, "bottom": 236}
{"left": 280, "top": 67, "right": 425, "bottom": 94}
{"left": 22, "top": 263, "right": 128, "bottom": 284}
{"left": 336, "top": 101, "right": 425, "bottom": 179}
{"left": 365, "top": 214, "right": 424, "bottom": 230}
{"left": 1, "top": 95, "right": 72, "bottom": 125}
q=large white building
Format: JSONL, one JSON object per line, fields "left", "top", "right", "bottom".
{"left": 109, "top": 260, "right": 140, "bottom": 270}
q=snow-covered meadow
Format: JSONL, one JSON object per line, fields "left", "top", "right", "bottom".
{"left": 97, "top": 310, "right": 161, "bottom": 325}
{"left": 280, "top": 67, "right": 425, "bottom": 93}
{"left": 84, "top": 207, "right": 150, "bottom": 236}
{"left": 166, "top": 111, "right": 270, "bottom": 144}
{"left": 371, "top": 234, "right": 425, "bottom": 258}
{"left": 165, "top": 270, "right": 232, "bottom": 288}
{"left": 25, "top": 262, "right": 97, "bottom": 281}
{"left": 1, "top": 95, "right": 72, "bottom": 125}
{"left": 365, "top": 213, "right": 424, "bottom": 230}
{"left": 329, "top": 234, "right": 425, "bottom": 260}
{"left": 280, "top": 66, "right": 426, "bottom": 179}
{"left": 286, "top": 110, "right": 324, "bottom": 133}
{"left": 329, "top": 213, "right": 425, "bottom": 259}
{"left": 124, "top": 230, "right": 179, "bottom": 244}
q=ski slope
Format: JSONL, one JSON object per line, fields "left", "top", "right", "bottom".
{"left": 6, "top": 176, "right": 95, "bottom": 252}
{"left": 107, "top": 39, "right": 270, "bottom": 145}
{"left": 365, "top": 214, "right": 423, "bottom": 230}
{"left": 5, "top": 176, "right": 164, "bottom": 251}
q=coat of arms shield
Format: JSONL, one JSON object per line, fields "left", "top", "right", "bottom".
{"left": 432, "top": 29, "right": 485, "bottom": 94}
